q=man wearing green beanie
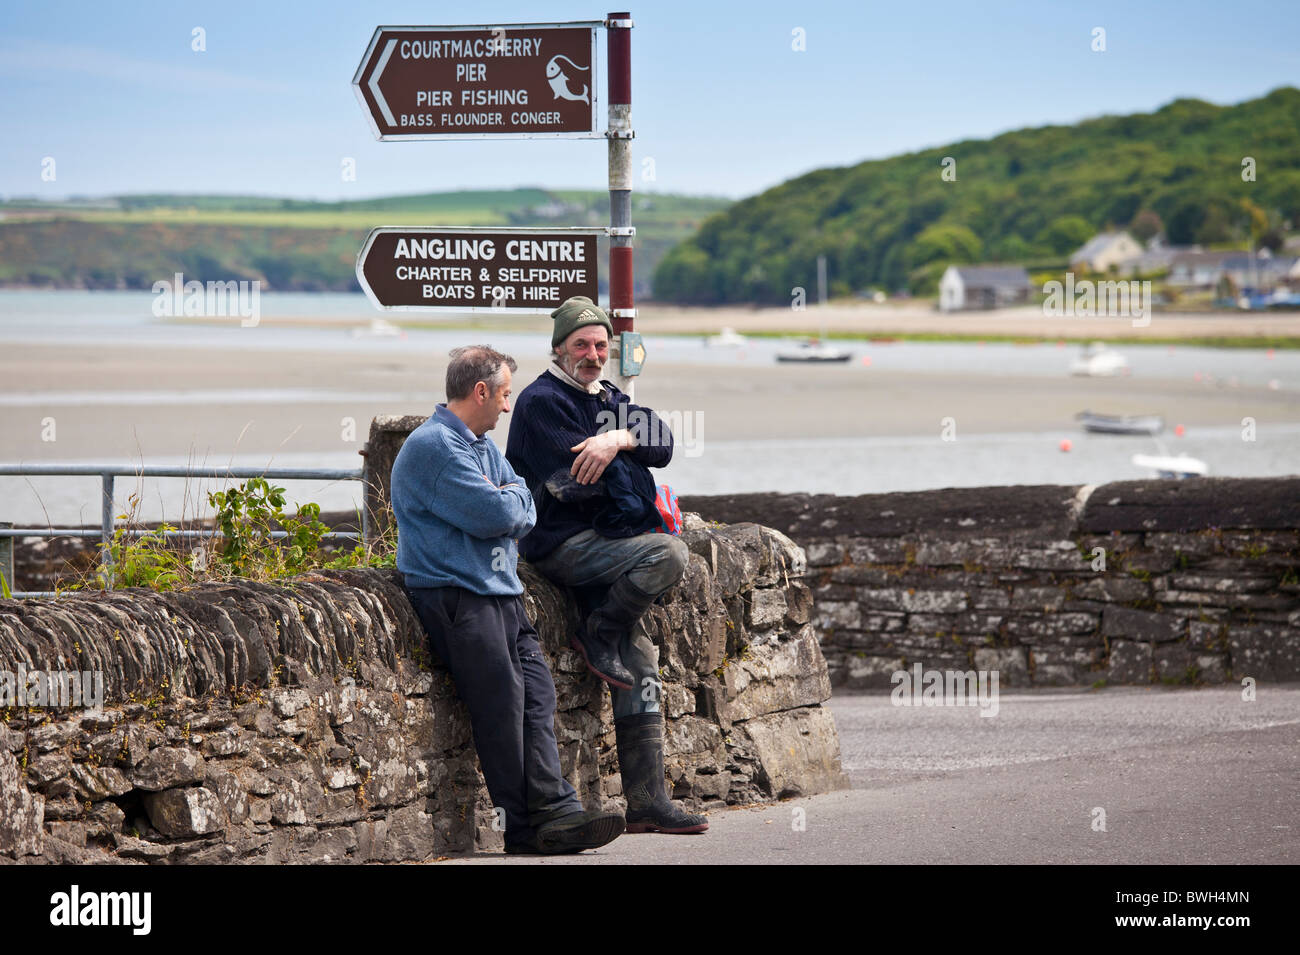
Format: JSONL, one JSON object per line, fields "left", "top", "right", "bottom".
{"left": 548, "top": 294, "right": 614, "bottom": 349}
{"left": 505, "top": 296, "right": 708, "bottom": 835}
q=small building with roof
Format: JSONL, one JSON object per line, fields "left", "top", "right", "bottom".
{"left": 938, "top": 265, "right": 1033, "bottom": 311}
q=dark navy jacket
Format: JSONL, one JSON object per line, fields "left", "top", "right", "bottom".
{"left": 505, "top": 370, "right": 673, "bottom": 561}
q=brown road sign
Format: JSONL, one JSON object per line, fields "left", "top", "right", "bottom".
{"left": 357, "top": 227, "right": 604, "bottom": 313}
{"left": 353, "top": 22, "right": 600, "bottom": 140}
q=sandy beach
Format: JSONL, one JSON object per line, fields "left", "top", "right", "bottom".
{"left": 3, "top": 300, "right": 1299, "bottom": 524}
{"left": 5, "top": 338, "right": 1298, "bottom": 460}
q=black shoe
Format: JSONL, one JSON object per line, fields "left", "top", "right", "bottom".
{"left": 534, "top": 808, "right": 626, "bottom": 853}
{"left": 571, "top": 622, "right": 636, "bottom": 690}
{"left": 615, "top": 713, "right": 709, "bottom": 834}
{"left": 504, "top": 835, "right": 582, "bottom": 856}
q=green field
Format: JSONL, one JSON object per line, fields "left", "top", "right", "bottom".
{"left": 0, "top": 188, "right": 732, "bottom": 291}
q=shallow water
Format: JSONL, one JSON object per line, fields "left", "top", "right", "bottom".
{"left": 2, "top": 291, "right": 1297, "bottom": 525}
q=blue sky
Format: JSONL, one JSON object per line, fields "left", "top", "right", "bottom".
{"left": 2, "top": 0, "right": 1298, "bottom": 202}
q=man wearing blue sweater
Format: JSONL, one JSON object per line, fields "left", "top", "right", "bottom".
{"left": 506, "top": 299, "right": 708, "bottom": 835}
{"left": 393, "top": 345, "right": 624, "bottom": 854}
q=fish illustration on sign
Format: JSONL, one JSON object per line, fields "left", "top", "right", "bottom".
{"left": 545, "top": 54, "right": 590, "bottom": 104}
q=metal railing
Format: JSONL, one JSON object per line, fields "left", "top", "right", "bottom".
{"left": 0, "top": 464, "right": 368, "bottom": 598}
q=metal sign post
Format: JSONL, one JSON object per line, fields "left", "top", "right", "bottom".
{"left": 605, "top": 12, "right": 636, "bottom": 395}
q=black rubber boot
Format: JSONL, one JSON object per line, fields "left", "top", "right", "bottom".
{"left": 530, "top": 807, "right": 626, "bottom": 853}
{"left": 615, "top": 713, "right": 709, "bottom": 834}
{"left": 572, "top": 577, "right": 656, "bottom": 691}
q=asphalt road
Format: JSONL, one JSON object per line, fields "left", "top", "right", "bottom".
{"left": 438, "top": 684, "right": 1300, "bottom": 865}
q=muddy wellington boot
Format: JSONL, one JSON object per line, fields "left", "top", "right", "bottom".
{"left": 571, "top": 577, "right": 656, "bottom": 690}
{"left": 532, "top": 807, "right": 626, "bottom": 854}
{"left": 615, "top": 713, "right": 709, "bottom": 834}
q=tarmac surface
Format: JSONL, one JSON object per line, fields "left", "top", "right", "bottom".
{"left": 436, "top": 685, "right": 1300, "bottom": 864}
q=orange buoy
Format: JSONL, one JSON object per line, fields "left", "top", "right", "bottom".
{"left": 1175, "top": 424, "right": 1185, "bottom": 437}
{"left": 1059, "top": 438, "right": 1072, "bottom": 452}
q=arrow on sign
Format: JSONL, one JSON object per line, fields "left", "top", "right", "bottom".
{"left": 367, "top": 39, "right": 398, "bottom": 127}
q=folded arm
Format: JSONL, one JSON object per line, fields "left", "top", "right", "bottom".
{"left": 429, "top": 447, "right": 536, "bottom": 539}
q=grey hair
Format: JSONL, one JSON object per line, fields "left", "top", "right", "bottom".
{"left": 446, "top": 345, "right": 517, "bottom": 401}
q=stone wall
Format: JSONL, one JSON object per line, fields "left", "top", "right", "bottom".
{"left": 0, "top": 517, "right": 846, "bottom": 864}
{"left": 682, "top": 478, "right": 1300, "bottom": 689}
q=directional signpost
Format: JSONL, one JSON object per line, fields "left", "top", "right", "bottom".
{"left": 353, "top": 23, "right": 601, "bottom": 140}
{"left": 352, "top": 14, "right": 639, "bottom": 388}
{"left": 356, "top": 227, "right": 602, "bottom": 312}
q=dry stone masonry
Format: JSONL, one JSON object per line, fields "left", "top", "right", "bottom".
{"left": 683, "top": 478, "right": 1300, "bottom": 689}
{"left": 0, "top": 516, "right": 846, "bottom": 864}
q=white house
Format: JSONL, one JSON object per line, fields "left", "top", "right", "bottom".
{"left": 1069, "top": 232, "right": 1145, "bottom": 273}
{"left": 938, "top": 265, "right": 1033, "bottom": 311}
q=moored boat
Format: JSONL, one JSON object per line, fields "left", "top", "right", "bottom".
{"left": 775, "top": 339, "right": 853, "bottom": 363}
{"left": 1076, "top": 410, "right": 1165, "bottom": 435}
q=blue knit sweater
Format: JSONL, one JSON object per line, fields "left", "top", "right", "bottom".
{"left": 392, "top": 404, "right": 535, "bottom": 595}
{"left": 505, "top": 370, "right": 672, "bottom": 561}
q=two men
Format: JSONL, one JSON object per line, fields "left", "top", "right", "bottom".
{"left": 506, "top": 296, "right": 708, "bottom": 835}
{"left": 393, "top": 345, "right": 623, "bottom": 854}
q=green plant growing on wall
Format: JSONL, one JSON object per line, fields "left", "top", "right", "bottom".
{"left": 102, "top": 522, "right": 188, "bottom": 591}
{"left": 209, "top": 478, "right": 331, "bottom": 578}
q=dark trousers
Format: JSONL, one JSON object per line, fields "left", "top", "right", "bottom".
{"left": 404, "top": 585, "right": 582, "bottom": 842}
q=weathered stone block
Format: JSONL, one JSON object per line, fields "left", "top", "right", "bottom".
{"left": 846, "top": 538, "right": 908, "bottom": 564}
{"left": 843, "top": 654, "right": 906, "bottom": 690}
{"left": 70, "top": 763, "right": 133, "bottom": 800}
{"left": 0, "top": 750, "right": 44, "bottom": 857}
{"left": 1011, "top": 587, "right": 1067, "bottom": 612}
{"left": 859, "top": 588, "right": 968, "bottom": 613}
{"left": 1227, "top": 623, "right": 1300, "bottom": 681}
{"left": 1012, "top": 541, "right": 1087, "bottom": 570}
{"left": 144, "top": 786, "right": 228, "bottom": 837}
{"left": 815, "top": 600, "right": 861, "bottom": 631}
{"left": 783, "top": 581, "right": 814, "bottom": 626}
{"left": 732, "top": 707, "right": 849, "bottom": 799}
{"left": 724, "top": 625, "right": 832, "bottom": 722}
{"left": 973, "top": 647, "right": 1030, "bottom": 685}
{"left": 1107, "top": 640, "right": 1152, "bottom": 683}
{"left": 1102, "top": 606, "right": 1186, "bottom": 643}
{"left": 1069, "top": 576, "right": 1152, "bottom": 603}
{"left": 1031, "top": 646, "right": 1104, "bottom": 685}
{"left": 1005, "top": 613, "right": 1100, "bottom": 641}
{"left": 804, "top": 542, "right": 844, "bottom": 567}
{"left": 746, "top": 588, "right": 787, "bottom": 630}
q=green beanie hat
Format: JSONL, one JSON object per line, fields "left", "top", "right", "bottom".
{"left": 550, "top": 296, "right": 613, "bottom": 348}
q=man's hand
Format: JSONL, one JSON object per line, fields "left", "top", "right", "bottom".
{"left": 570, "top": 429, "right": 635, "bottom": 484}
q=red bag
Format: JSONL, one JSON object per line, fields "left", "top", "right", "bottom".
{"left": 654, "top": 484, "right": 683, "bottom": 536}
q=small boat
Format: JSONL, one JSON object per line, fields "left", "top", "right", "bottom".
{"left": 704, "top": 326, "right": 749, "bottom": 347}
{"left": 1076, "top": 411, "right": 1164, "bottom": 435}
{"left": 1070, "top": 342, "right": 1127, "bottom": 377}
{"left": 1132, "top": 453, "right": 1208, "bottom": 479}
{"left": 775, "top": 339, "right": 853, "bottom": 363}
